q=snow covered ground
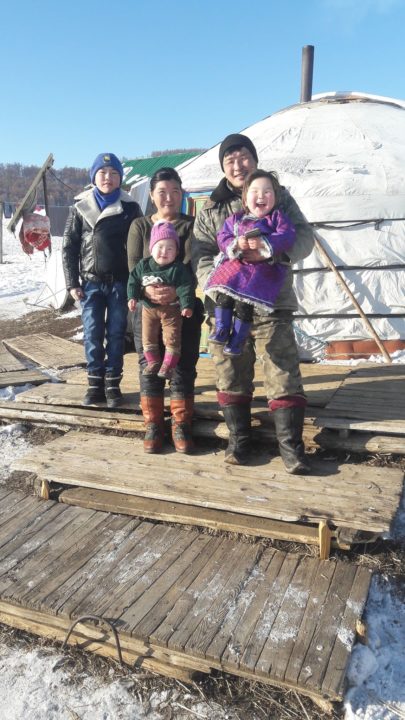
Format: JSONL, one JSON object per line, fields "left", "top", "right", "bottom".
{"left": 0, "top": 220, "right": 405, "bottom": 719}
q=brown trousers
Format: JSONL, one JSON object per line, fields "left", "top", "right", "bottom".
{"left": 142, "top": 304, "right": 182, "bottom": 355}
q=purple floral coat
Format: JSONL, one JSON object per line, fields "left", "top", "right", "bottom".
{"left": 204, "top": 210, "right": 296, "bottom": 312}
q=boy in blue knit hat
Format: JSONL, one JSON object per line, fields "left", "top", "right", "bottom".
{"left": 63, "top": 152, "right": 143, "bottom": 408}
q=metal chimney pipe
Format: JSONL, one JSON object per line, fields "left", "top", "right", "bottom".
{"left": 300, "top": 45, "right": 314, "bottom": 102}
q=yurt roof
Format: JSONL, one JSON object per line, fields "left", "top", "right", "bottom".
{"left": 179, "top": 91, "right": 405, "bottom": 224}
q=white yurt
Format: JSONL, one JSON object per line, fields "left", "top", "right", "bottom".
{"left": 180, "top": 92, "right": 405, "bottom": 360}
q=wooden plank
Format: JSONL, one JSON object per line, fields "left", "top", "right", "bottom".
{"left": 0, "top": 343, "right": 27, "bottom": 372}
{"left": 0, "top": 601, "right": 198, "bottom": 682}
{"left": 90, "top": 524, "right": 185, "bottom": 620}
{"left": 313, "top": 429, "right": 405, "bottom": 456}
{"left": 284, "top": 560, "right": 337, "bottom": 686}
{"left": 205, "top": 547, "right": 279, "bottom": 664}
{"left": 321, "top": 565, "right": 372, "bottom": 697}
{"left": 54, "top": 519, "right": 153, "bottom": 617}
{"left": 0, "top": 496, "right": 64, "bottom": 551}
{"left": 59, "top": 487, "right": 323, "bottom": 544}
{"left": 0, "top": 370, "right": 49, "bottom": 388}
{"left": 183, "top": 542, "right": 263, "bottom": 659}
{"left": 0, "top": 507, "right": 104, "bottom": 601}
{"left": 316, "top": 414, "right": 405, "bottom": 435}
{"left": 0, "top": 503, "right": 67, "bottom": 566}
{"left": 13, "top": 431, "right": 404, "bottom": 532}
{"left": 134, "top": 534, "right": 218, "bottom": 640}
{"left": 108, "top": 528, "right": 197, "bottom": 635}
{"left": 166, "top": 541, "right": 261, "bottom": 656}
{"left": 0, "top": 399, "right": 144, "bottom": 431}
{"left": 255, "top": 556, "right": 320, "bottom": 678}
{"left": 124, "top": 532, "right": 220, "bottom": 638}
{"left": 14, "top": 382, "right": 139, "bottom": 411}
{"left": 150, "top": 536, "right": 236, "bottom": 647}
{"left": 297, "top": 562, "right": 358, "bottom": 693}
{"left": 23, "top": 514, "right": 133, "bottom": 613}
{"left": 3, "top": 333, "right": 86, "bottom": 369}
{"left": 0, "top": 506, "right": 77, "bottom": 589}
{"left": 238, "top": 553, "right": 301, "bottom": 672}
{"left": 319, "top": 364, "right": 405, "bottom": 434}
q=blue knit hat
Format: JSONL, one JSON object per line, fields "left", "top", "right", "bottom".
{"left": 90, "top": 153, "right": 123, "bottom": 184}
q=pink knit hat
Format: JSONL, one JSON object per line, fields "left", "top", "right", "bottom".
{"left": 150, "top": 221, "right": 180, "bottom": 252}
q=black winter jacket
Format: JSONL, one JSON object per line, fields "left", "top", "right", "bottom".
{"left": 62, "top": 188, "right": 142, "bottom": 289}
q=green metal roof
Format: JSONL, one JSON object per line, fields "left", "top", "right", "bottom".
{"left": 122, "top": 151, "right": 200, "bottom": 186}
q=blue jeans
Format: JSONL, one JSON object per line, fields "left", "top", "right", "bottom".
{"left": 81, "top": 281, "right": 127, "bottom": 377}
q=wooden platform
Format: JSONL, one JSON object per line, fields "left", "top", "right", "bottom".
{"left": 0, "top": 341, "right": 49, "bottom": 388}
{"left": 13, "top": 431, "right": 404, "bottom": 547}
{"left": 3, "top": 333, "right": 85, "bottom": 370}
{"left": 2, "top": 334, "right": 405, "bottom": 554}
{"left": 0, "top": 488, "right": 372, "bottom": 704}
{"left": 317, "top": 365, "right": 405, "bottom": 435}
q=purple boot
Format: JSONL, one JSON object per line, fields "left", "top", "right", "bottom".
{"left": 223, "top": 319, "right": 251, "bottom": 356}
{"left": 209, "top": 307, "right": 233, "bottom": 344}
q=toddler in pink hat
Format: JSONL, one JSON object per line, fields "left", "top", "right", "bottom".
{"left": 127, "top": 221, "right": 195, "bottom": 379}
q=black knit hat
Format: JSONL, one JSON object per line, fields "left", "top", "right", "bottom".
{"left": 218, "top": 133, "right": 258, "bottom": 170}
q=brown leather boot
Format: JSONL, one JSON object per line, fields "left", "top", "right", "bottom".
{"left": 140, "top": 395, "right": 165, "bottom": 453}
{"left": 170, "top": 397, "right": 195, "bottom": 453}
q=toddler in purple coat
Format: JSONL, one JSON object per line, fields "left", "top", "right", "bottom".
{"left": 204, "top": 169, "right": 297, "bottom": 355}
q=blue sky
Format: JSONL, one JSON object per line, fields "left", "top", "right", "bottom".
{"left": 1, "top": 0, "right": 404, "bottom": 170}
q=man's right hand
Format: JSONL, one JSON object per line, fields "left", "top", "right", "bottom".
{"left": 144, "top": 284, "right": 177, "bottom": 304}
{"left": 70, "top": 287, "right": 84, "bottom": 301}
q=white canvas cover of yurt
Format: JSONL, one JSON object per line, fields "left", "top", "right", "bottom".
{"left": 179, "top": 92, "right": 405, "bottom": 360}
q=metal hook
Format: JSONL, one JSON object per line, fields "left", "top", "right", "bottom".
{"left": 61, "top": 614, "right": 123, "bottom": 666}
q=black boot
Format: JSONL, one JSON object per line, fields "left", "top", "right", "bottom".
{"left": 105, "top": 374, "right": 124, "bottom": 409}
{"left": 222, "top": 404, "right": 251, "bottom": 465}
{"left": 83, "top": 375, "right": 105, "bottom": 406}
{"left": 272, "top": 406, "right": 310, "bottom": 474}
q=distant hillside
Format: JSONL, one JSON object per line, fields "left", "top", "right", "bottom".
{"left": 0, "top": 163, "right": 89, "bottom": 207}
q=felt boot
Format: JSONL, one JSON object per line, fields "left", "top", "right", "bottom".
{"left": 208, "top": 307, "right": 233, "bottom": 344}
{"left": 140, "top": 395, "right": 165, "bottom": 453}
{"left": 223, "top": 319, "right": 251, "bottom": 356}
{"left": 222, "top": 404, "right": 251, "bottom": 465}
{"left": 170, "top": 397, "right": 195, "bottom": 453}
{"left": 272, "top": 405, "right": 310, "bottom": 474}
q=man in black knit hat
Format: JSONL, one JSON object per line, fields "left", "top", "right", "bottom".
{"left": 191, "top": 133, "right": 314, "bottom": 474}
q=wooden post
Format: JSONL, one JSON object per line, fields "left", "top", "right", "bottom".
{"left": 7, "top": 154, "right": 54, "bottom": 234}
{"left": 40, "top": 480, "right": 50, "bottom": 500}
{"left": 42, "top": 172, "right": 50, "bottom": 217}
{"left": 314, "top": 232, "right": 392, "bottom": 364}
{"left": 319, "top": 520, "right": 332, "bottom": 560}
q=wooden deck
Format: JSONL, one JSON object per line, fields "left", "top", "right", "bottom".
{"left": 317, "top": 365, "right": 405, "bottom": 435}
{"left": 1, "top": 333, "right": 404, "bottom": 705}
{"left": 2, "top": 334, "right": 405, "bottom": 553}
{"left": 14, "top": 432, "right": 403, "bottom": 537}
{"left": 0, "top": 488, "right": 372, "bottom": 704}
